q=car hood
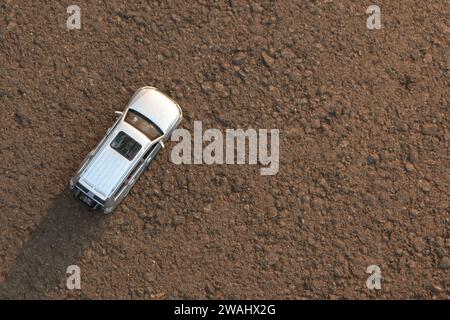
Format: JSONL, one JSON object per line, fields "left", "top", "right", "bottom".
{"left": 128, "top": 88, "right": 181, "bottom": 133}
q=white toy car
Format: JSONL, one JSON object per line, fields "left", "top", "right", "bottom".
{"left": 70, "top": 87, "right": 182, "bottom": 213}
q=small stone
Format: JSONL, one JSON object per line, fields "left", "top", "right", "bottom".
{"left": 144, "top": 223, "right": 152, "bottom": 230}
{"left": 138, "top": 59, "right": 148, "bottom": 66}
{"left": 203, "top": 204, "right": 212, "bottom": 213}
{"left": 289, "top": 70, "right": 302, "bottom": 82}
{"left": 380, "top": 152, "right": 395, "bottom": 161}
{"left": 439, "top": 256, "right": 450, "bottom": 269}
{"left": 192, "top": 212, "right": 201, "bottom": 220}
{"left": 423, "top": 53, "right": 433, "bottom": 63}
{"left": 266, "top": 207, "right": 278, "bottom": 219}
{"left": 445, "top": 238, "right": 450, "bottom": 248}
{"left": 281, "top": 48, "right": 297, "bottom": 59}
{"left": 422, "top": 123, "right": 438, "bottom": 136}
{"left": 172, "top": 215, "right": 185, "bottom": 226}
{"left": 139, "top": 212, "right": 148, "bottom": 219}
{"left": 230, "top": 177, "right": 244, "bottom": 192}
{"left": 201, "top": 81, "right": 214, "bottom": 95}
{"left": 409, "top": 149, "right": 419, "bottom": 163}
{"left": 213, "top": 82, "right": 229, "bottom": 98}
{"left": 6, "top": 21, "right": 17, "bottom": 31}
{"left": 311, "top": 198, "right": 324, "bottom": 210}
{"left": 427, "top": 282, "right": 443, "bottom": 294}
{"left": 367, "top": 154, "right": 379, "bottom": 166}
{"left": 413, "top": 238, "right": 425, "bottom": 252}
{"left": 285, "top": 127, "right": 303, "bottom": 137}
{"left": 441, "top": 23, "right": 450, "bottom": 34}
{"left": 400, "top": 74, "right": 415, "bottom": 90}
{"left": 232, "top": 52, "right": 247, "bottom": 65}
{"left": 311, "top": 119, "right": 321, "bottom": 129}
{"left": 398, "top": 122, "right": 409, "bottom": 132}
{"left": 0, "top": 274, "right": 5, "bottom": 284}
{"left": 363, "top": 194, "right": 376, "bottom": 206}
{"left": 405, "top": 162, "right": 415, "bottom": 172}
{"left": 409, "top": 209, "right": 419, "bottom": 217}
{"left": 15, "top": 107, "right": 32, "bottom": 127}
{"left": 161, "top": 47, "right": 171, "bottom": 58}
{"left": 231, "top": 182, "right": 242, "bottom": 193}
{"left": 85, "top": 248, "right": 94, "bottom": 259}
{"left": 251, "top": 3, "right": 264, "bottom": 13}
{"left": 261, "top": 52, "right": 274, "bottom": 68}
{"left": 419, "top": 180, "right": 431, "bottom": 192}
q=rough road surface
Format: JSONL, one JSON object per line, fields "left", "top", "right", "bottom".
{"left": 0, "top": 1, "right": 449, "bottom": 299}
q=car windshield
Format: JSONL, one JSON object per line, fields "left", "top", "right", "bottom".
{"left": 110, "top": 131, "right": 142, "bottom": 161}
{"left": 124, "top": 109, "right": 163, "bottom": 141}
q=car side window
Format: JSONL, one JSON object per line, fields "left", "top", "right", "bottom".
{"left": 110, "top": 131, "right": 142, "bottom": 161}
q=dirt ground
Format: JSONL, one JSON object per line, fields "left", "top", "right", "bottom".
{"left": 0, "top": 0, "right": 449, "bottom": 299}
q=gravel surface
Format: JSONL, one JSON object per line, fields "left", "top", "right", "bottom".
{"left": 0, "top": 0, "right": 449, "bottom": 299}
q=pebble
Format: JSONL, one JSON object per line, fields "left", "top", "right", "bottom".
{"left": 172, "top": 215, "right": 185, "bottom": 226}
{"left": 201, "top": 81, "right": 214, "bottom": 95}
{"left": 261, "top": 52, "right": 274, "bottom": 68}
{"left": 289, "top": 70, "right": 302, "bottom": 82}
{"left": 251, "top": 3, "right": 264, "bottom": 13}
{"left": 418, "top": 180, "right": 431, "bottom": 192}
{"left": 311, "top": 119, "right": 321, "bottom": 129}
{"left": 144, "top": 223, "right": 152, "bottom": 230}
{"left": 203, "top": 204, "right": 213, "bottom": 213}
{"left": 311, "top": 198, "right": 324, "bottom": 210}
{"left": 230, "top": 177, "right": 244, "bottom": 192}
{"left": 161, "top": 47, "right": 171, "bottom": 58}
{"left": 413, "top": 238, "right": 425, "bottom": 252}
{"left": 139, "top": 212, "right": 148, "bottom": 220}
{"left": 367, "top": 154, "right": 379, "bottom": 166}
{"left": 438, "top": 256, "right": 450, "bottom": 269}
{"left": 85, "top": 248, "right": 94, "bottom": 259}
{"left": 409, "top": 149, "right": 419, "bottom": 163}
{"left": 398, "top": 122, "right": 409, "bottom": 131}
{"left": 266, "top": 207, "right": 278, "bottom": 219}
{"left": 405, "top": 162, "right": 415, "bottom": 172}
{"left": 6, "top": 21, "right": 16, "bottom": 31}
{"left": 232, "top": 52, "right": 247, "bottom": 65}
{"left": 423, "top": 53, "right": 433, "bottom": 63}
{"left": 192, "top": 212, "right": 202, "bottom": 220}
{"left": 285, "top": 127, "right": 303, "bottom": 137}
{"left": 427, "top": 283, "right": 443, "bottom": 294}
{"left": 281, "top": 48, "right": 297, "bottom": 59}
{"left": 15, "top": 107, "right": 32, "bottom": 127}
{"left": 213, "top": 82, "right": 229, "bottom": 98}
{"left": 422, "top": 123, "right": 438, "bottom": 136}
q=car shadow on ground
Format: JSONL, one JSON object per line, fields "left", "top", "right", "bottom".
{"left": 0, "top": 191, "right": 106, "bottom": 299}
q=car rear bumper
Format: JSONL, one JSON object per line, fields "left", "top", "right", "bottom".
{"left": 70, "top": 182, "right": 105, "bottom": 211}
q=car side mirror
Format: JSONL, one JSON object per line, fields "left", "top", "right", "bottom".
{"left": 114, "top": 111, "right": 123, "bottom": 118}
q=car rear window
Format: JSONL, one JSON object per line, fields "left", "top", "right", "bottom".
{"left": 124, "top": 109, "right": 163, "bottom": 141}
{"left": 110, "top": 131, "right": 142, "bottom": 161}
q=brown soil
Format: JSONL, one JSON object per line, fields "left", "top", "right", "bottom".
{"left": 0, "top": 0, "right": 449, "bottom": 299}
